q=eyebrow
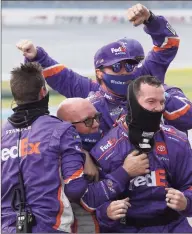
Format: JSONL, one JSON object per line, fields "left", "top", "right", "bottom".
{"left": 145, "top": 97, "right": 165, "bottom": 102}
{"left": 145, "top": 97, "right": 156, "bottom": 101}
{"left": 82, "top": 112, "right": 99, "bottom": 120}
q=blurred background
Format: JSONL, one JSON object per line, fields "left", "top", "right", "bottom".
{"left": 2, "top": 1, "right": 192, "bottom": 9}
{"left": 2, "top": 1, "right": 192, "bottom": 143}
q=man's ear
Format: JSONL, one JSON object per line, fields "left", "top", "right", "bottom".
{"left": 39, "top": 86, "right": 47, "bottom": 99}
{"left": 95, "top": 69, "right": 103, "bottom": 81}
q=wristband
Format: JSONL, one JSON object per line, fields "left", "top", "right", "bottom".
{"left": 143, "top": 10, "right": 155, "bottom": 25}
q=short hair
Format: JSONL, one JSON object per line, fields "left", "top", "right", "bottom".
{"left": 133, "top": 75, "right": 162, "bottom": 97}
{"left": 10, "top": 62, "right": 45, "bottom": 104}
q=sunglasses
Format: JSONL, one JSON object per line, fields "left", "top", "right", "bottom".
{"left": 72, "top": 112, "right": 102, "bottom": 127}
{"left": 108, "top": 62, "right": 138, "bottom": 73}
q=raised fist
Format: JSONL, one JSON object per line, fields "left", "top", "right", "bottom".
{"left": 16, "top": 40, "right": 37, "bottom": 60}
{"left": 127, "top": 3, "right": 150, "bottom": 26}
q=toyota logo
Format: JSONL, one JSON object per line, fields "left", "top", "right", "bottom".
{"left": 157, "top": 145, "right": 165, "bottom": 152}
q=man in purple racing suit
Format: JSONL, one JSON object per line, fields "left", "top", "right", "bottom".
{"left": 1, "top": 63, "right": 88, "bottom": 233}
{"left": 56, "top": 97, "right": 151, "bottom": 233}
{"left": 17, "top": 3, "right": 191, "bottom": 149}
{"left": 90, "top": 75, "right": 192, "bottom": 233}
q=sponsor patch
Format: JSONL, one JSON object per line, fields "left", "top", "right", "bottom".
{"left": 6, "top": 126, "right": 31, "bottom": 135}
{"left": 168, "top": 136, "right": 179, "bottom": 142}
{"left": 110, "top": 107, "right": 122, "bottom": 117}
{"left": 142, "top": 131, "right": 154, "bottom": 138}
{"left": 129, "top": 169, "right": 167, "bottom": 190}
{"left": 166, "top": 22, "right": 176, "bottom": 35}
{"left": 161, "top": 125, "right": 176, "bottom": 134}
{"left": 104, "top": 93, "right": 113, "bottom": 100}
{"left": 156, "top": 142, "right": 168, "bottom": 155}
{"left": 87, "top": 91, "right": 103, "bottom": 103}
{"left": 83, "top": 138, "right": 97, "bottom": 143}
{"left": 100, "top": 138, "right": 117, "bottom": 152}
{"left": 106, "top": 179, "right": 115, "bottom": 193}
{"left": 2, "top": 138, "right": 40, "bottom": 161}
{"left": 111, "top": 46, "right": 126, "bottom": 55}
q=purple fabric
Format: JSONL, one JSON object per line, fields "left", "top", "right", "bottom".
{"left": 23, "top": 15, "right": 192, "bottom": 151}
{"left": 117, "top": 38, "right": 145, "bottom": 60}
{"left": 90, "top": 122, "right": 192, "bottom": 232}
{"left": 1, "top": 115, "right": 88, "bottom": 232}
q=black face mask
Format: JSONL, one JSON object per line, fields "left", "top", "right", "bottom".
{"left": 8, "top": 92, "right": 50, "bottom": 128}
{"left": 126, "top": 81, "right": 163, "bottom": 153}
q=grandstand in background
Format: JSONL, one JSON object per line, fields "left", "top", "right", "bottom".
{"left": 2, "top": 1, "right": 192, "bottom": 9}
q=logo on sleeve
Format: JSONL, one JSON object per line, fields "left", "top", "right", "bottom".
{"left": 106, "top": 179, "right": 115, "bottom": 193}
{"left": 100, "top": 138, "right": 117, "bottom": 152}
{"left": 166, "top": 22, "right": 176, "bottom": 35}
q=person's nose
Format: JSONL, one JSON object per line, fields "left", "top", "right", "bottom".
{"left": 92, "top": 119, "right": 99, "bottom": 128}
{"left": 120, "top": 66, "right": 129, "bottom": 75}
{"left": 154, "top": 103, "right": 164, "bottom": 112}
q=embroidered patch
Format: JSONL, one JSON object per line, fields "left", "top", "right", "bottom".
{"left": 156, "top": 142, "right": 168, "bottom": 155}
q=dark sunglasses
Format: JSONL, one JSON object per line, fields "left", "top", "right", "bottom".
{"left": 110, "top": 62, "right": 138, "bottom": 73}
{"left": 72, "top": 112, "right": 102, "bottom": 127}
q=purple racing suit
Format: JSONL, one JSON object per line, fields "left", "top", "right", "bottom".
{"left": 2, "top": 115, "right": 136, "bottom": 233}
{"left": 80, "top": 83, "right": 192, "bottom": 151}
{"left": 70, "top": 162, "right": 131, "bottom": 234}
{"left": 26, "top": 15, "right": 180, "bottom": 97}
{"left": 164, "top": 85, "right": 192, "bottom": 132}
{"left": 1, "top": 115, "right": 88, "bottom": 233}
{"left": 23, "top": 15, "right": 188, "bottom": 151}
{"left": 89, "top": 122, "right": 192, "bottom": 233}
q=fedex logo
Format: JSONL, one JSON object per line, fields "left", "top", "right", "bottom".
{"left": 2, "top": 138, "right": 40, "bottom": 161}
{"left": 111, "top": 46, "right": 126, "bottom": 54}
{"left": 100, "top": 138, "right": 117, "bottom": 152}
{"left": 129, "top": 169, "right": 167, "bottom": 190}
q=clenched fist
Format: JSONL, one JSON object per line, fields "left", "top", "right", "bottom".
{"left": 107, "top": 198, "right": 131, "bottom": 220}
{"left": 16, "top": 40, "right": 37, "bottom": 60}
{"left": 165, "top": 188, "right": 188, "bottom": 211}
{"left": 122, "top": 150, "right": 150, "bottom": 177}
{"left": 127, "top": 3, "right": 150, "bottom": 26}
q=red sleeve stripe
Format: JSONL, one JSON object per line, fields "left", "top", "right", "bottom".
{"left": 64, "top": 167, "right": 84, "bottom": 184}
{"left": 153, "top": 37, "right": 180, "bottom": 52}
{"left": 43, "top": 64, "right": 66, "bottom": 78}
{"left": 80, "top": 198, "right": 95, "bottom": 213}
{"left": 163, "top": 103, "right": 191, "bottom": 120}
{"left": 52, "top": 185, "right": 64, "bottom": 230}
